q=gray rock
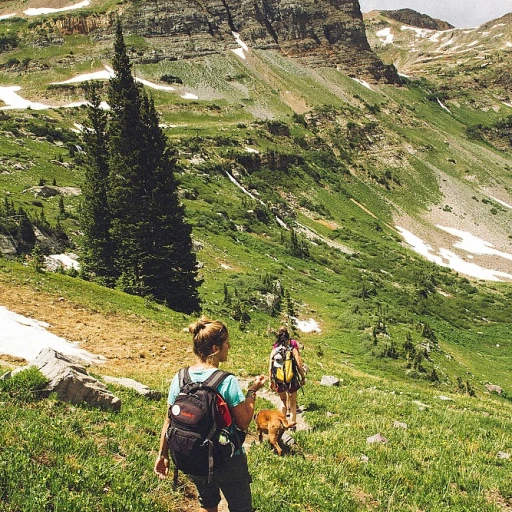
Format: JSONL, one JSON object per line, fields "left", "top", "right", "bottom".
{"left": 0, "top": 234, "right": 17, "bottom": 256}
{"left": 30, "top": 348, "right": 121, "bottom": 411}
{"left": 367, "top": 433, "right": 388, "bottom": 444}
{"left": 102, "top": 376, "right": 162, "bottom": 400}
{"left": 485, "top": 383, "right": 503, "bottom": 394}
{"left": 320, "top": 375, "right": 340, "bottom": 386}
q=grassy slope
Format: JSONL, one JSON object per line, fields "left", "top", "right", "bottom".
{"left": 0, "top": 6, "right": 512, "bottom": 510}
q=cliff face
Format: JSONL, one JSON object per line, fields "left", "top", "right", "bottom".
{"left": 52, "top": 0, "right": 399, "bottom": 84}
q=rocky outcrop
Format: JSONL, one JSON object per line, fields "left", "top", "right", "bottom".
{"left": 46, "top": 0, "right": 400, "bottom": 83}
{"left": 30, "top": 348, "right": 121, "bottom": 411}
{"left": 102, "top": 375, "right": 162, "bottom": 400}
{"left": 380, "top": 9, "right": 454, "bottom": 31}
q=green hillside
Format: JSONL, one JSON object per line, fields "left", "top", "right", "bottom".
{"left": 0, "top": 3, "right": 511, "bottom": 510}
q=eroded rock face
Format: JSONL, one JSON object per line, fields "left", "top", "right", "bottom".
{"left": 31, "top": 348, "right": 121, "bottom": 411}
{"left": 51, "top": 0, "right": 399, "bottom": 83}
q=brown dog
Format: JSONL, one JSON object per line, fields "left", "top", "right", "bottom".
{"left": 254, "top": 409, "right": 296, "bottom": 456}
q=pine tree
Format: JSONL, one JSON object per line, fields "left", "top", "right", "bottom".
{"left": 16, "top": 206, "right": 35, "bottom": 253}
{"left": 136, "top": 92, "right": 200, "bottom": 311}
{"left": 106, "top": 19, "right": 149, "bottom": 295}
{"left": 80, "top": 81, "right": 116, "bottom": 285}
{"left": 80, "top": 19, "right": 200, "bottom": 312}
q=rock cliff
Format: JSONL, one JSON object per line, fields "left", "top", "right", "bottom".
{"left": 52, "top": 0, "right": 399, "bottom": 83}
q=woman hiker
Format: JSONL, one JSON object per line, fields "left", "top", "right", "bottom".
{"left": 269, "top": 326, "right": 306, "bottom": 425}
{"left": 154, "top": 317, "right": 266, "bottom": 512}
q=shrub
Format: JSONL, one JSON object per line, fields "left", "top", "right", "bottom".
{"left": 160, "top": 74, "right": 183, "bottom": 84}
{"left": 0, "top": 367, "right": 49, "bottom": 402}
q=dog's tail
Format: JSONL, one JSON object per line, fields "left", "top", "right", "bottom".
{"left": 281, "top": 419, "right": 296, "bottom": 430}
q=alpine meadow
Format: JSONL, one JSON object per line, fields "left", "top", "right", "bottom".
{"left": 0, "top": 1, "right": 511, "bottom": 511}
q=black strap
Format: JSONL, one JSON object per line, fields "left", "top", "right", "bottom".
{"left": 178, "top": 366, "right": 231, "bottom": 391}
{"left": 172, "top": 466, "right": 178, "bottom": 491}
{"left": 177, "top": 367, "right": 189, "bottom": 388}
{"left": 202, "top": 368, "right": 231, "bottom": 390}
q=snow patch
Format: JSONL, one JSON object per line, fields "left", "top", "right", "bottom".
{"left": 0, "top": 306, "right": 105, "bottom": 363}
{"left": 401, "top": 25, "right": 433, "bottom": 38}
{"left": 45, "top": 253, "right": 80, "bottom": 271}
{"left": 437, "top": 98, "right": 451, "bottom": 113}
{"left": 351, "top": 78, "right": 373, "bottom": 91}
{"left": 24, "top": 0, "right": 90, "bottom": 15}
{"left": 376, "top": 27, "right": 394, "bottom": 45}
{"left": 293, "top": 317, "right": 321, "bottom": 333}
{"left": 396, "top": 226, "right": 512, "bottom": 282}
{"left": 231, "top": 32, "right": 249, "bottom": 60}
{"left": 436, "top": 225, "right": 512, "bottom": 261}
{"left": 489, "top": 197, "right": 512, "bottom": 209}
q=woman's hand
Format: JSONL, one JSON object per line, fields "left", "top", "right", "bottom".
{"left": 154, "top": 454, "right": 169, "bottom": 479}
{"left": 249, "top": 374, "right": 266, "bottom": 392}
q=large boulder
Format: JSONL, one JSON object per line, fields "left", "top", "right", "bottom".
{"left": 31, "top": 348, "right": 121, "bottom": 411}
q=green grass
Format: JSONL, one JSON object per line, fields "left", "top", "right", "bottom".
{"left": 2, "top": 350, "right": 511, "bottom": 511}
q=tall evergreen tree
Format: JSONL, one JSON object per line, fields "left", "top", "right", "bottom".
{"left": 106, "top": 20, "right": 147, "bottom": 295}
{"left": 80, "top": 81, "right": 116, "bottom": 285}
{"left": 80, "top": 19, "right": 200, "bottom": 312}
{"left": 138, "top": 92, "right": 200, "bottom": 311}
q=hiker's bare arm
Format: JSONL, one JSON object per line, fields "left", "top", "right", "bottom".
{"left": 231, "top": 375, "right": 266, "bottom": 431}
{"left": 293, "top": 348, "right": 306, "bottom": 382}
{"left": 154, "top": 411, "right": 171, "bottom": 479}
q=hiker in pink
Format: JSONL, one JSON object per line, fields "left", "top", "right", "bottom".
{"left": 269, "top": 326, "right": 306, "bottom": 424}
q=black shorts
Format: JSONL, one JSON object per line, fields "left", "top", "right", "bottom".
{"left": 275, "top": 378, "right": 301, "bottom": 394}
{"left": 190, "top": 453, "right": 253, "bottom": 512}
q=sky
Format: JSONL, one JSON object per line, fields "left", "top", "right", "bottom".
{"left": 358, "top": 0, "right": 512, "bottom": 28}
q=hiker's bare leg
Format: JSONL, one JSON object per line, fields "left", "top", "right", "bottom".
{"left": 278, "top": 391, "right": 288, "bottom": 416}
{"left": 288, "top": 392, "right": 297, "bottom": 423}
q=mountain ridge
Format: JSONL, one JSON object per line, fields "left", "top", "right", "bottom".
{"left": 1, "top": 0, "right": 400, "bottom": 83}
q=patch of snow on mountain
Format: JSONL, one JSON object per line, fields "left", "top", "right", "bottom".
{"left": 232, "top": 32, "right": 249, "bottom": 59}
{"left": 0, "top": 306, "right": 105, "bottom": 363}
{"left": 0, "top": 86, "right": 53, "bottom": 110}
{"left": 351, "top": 78, "right": 373, "bottom": 91}
{"left": 376, "top": 27, "right": 394, "bottom": 45}
{"left": 24, "top": 0, "right": 90, "bottom": 16}
{"left": 400, "top": 25, "right": 433, "bottom": 38}
{"left": 396, "top": 226, "right": 512, "bottom": 282}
